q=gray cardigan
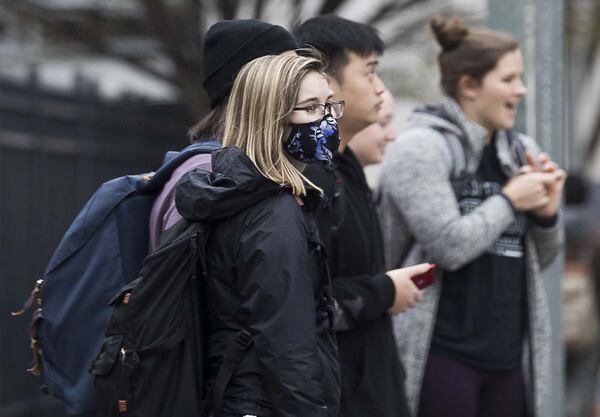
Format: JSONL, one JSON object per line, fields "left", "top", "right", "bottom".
{"left": 378, "top": 100, "right": 563, "bottom": 417}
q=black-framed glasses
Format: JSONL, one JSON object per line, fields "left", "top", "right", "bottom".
{"left": 293, "top": 100, "right": 345, "bottom": 120}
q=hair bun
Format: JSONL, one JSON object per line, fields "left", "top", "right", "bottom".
{"left": 430, "top": 15, "right": 469, "bottom": 51}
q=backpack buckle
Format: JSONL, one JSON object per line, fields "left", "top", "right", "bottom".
{"left": 234, "top": 330, "right": 252, "bottom": 350}
{"left": 12, "top": 279, "right": 44, "bottom": 316}
{"left": 119, "top": 348, "right": 140, "bottom": 372}
{"left": 141, "top": 173, "right": 154, "bottom": 184}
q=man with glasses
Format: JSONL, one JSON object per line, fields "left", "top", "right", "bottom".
{"left": 295, "top": 15, "right": 422, "bottom": 417}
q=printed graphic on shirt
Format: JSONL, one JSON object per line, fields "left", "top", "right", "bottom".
{"left": 458, "top": 178, "right": 525, "bottom": 258}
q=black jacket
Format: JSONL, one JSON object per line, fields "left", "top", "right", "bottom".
{"left": 175, "top": 147, "right": 340, "bottom": 417}
{"left": 305, "top": 147, "right": 410, "bottom": 417}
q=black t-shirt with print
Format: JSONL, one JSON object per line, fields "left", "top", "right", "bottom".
{"left": 431, "top": 140, "right": 527, "bottom": 370}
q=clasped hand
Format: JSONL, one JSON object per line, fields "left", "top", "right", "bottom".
{"left": 502, "top": 152, "right": 566, "bottom": 218}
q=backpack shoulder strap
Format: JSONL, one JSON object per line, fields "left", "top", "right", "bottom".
{"left": 208, "top": 330, "right": 253, "bottom": 417}
{"left": 443, "top": 130, "right": 467, "bottom": 181}
{"left": 508, "top": 130, "right": 528, "bottom": 167}
{"left": 428, "top": 126, "right": 469, "bottom": 184}
{"left": 143, "top": 141, "right": 220, "bottom": 192}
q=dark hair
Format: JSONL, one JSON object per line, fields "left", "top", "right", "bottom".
{"left": 293, "top": 14, "right": 384, "bottom": 81}
{"left": 196, "top": 20, "right": 299, "bottom": 143}
{"left": 430, "top": 15, "right": 518, "bottom": 99}
{"left": 202, "top": 20, "right": 298, "bottom": 109}
{"left": 187, "top": 103, "right": 226, "bottom": 144}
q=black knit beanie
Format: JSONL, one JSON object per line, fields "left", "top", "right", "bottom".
{"left": 202, "top": 19, "right": 298, "bottom": 109}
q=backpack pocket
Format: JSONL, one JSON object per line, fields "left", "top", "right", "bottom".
{"left": 107, "top": 279, "right": 141, "bottom": 336}
{"left": 90, "top": 334, "right": 124, "bottom": 376}
{"left": 91, "top": 334, "right": 130, "bottom": 417}
{"left": 92, "top": 325, "right": 189, "bottom": 417}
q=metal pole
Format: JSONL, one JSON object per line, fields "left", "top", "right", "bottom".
{"left": 531, "top": 0, "right": 567, "bottom": 415}
{"left": 488, "top": 1, "right": 566, "bottom": 417}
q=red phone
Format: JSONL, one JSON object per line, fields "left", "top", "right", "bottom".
{"left": 411, "top": 264, "right": 437, "bottom": 290}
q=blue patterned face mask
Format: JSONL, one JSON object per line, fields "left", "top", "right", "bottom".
{"left": 285, "top": 114, "right": 340, "bottom": 165}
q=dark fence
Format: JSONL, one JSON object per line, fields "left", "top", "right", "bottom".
{"left": 0, "top": 74, "right": 190, "bottom": 417}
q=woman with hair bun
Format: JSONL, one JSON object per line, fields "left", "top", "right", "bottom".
{"left": 378, "top": 16, "right": 565, "bottom": 417}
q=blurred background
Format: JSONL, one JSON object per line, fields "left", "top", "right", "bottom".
{"left": 0, "top": 0, "right": 598, "bottom": 416}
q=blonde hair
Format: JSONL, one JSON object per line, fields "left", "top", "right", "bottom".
{"left": 222, "top": 54, "right": 325, "bottom": 196}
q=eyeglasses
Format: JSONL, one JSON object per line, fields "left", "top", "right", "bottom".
{"left": 293, "top": 100, "right": 345, "bottom": 120}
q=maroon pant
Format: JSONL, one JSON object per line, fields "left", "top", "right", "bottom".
{"left": 417, "top": 353, "right": 528, "bottom": 417}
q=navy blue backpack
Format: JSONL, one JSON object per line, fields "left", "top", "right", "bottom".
{"left": 14, "top": 141, "right": 219, "bottom": 417}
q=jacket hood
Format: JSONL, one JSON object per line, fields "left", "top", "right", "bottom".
{"left": 175, "top": 146, "right": 285, "bottom": 222}
{"left": 407, "top": 99, "right": 528, "bottom": 177}
{"left": 408, "top": 100, "right": 491, "bottom": 172}
{"left": 408, "top": 101, "right": 468, "bottom": 137}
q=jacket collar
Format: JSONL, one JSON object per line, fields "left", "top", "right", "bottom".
{"left": 442, "top": 99, "right": 522, "bottom": 176}
{"left": 334, "top": 147, "right": 367, "bottom": 184}
{"left": 441, "top": 99, "right": 488, "bottom": 173}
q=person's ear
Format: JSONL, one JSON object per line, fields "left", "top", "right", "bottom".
{"left": 457, "top": 74, "right": 481, "bottom": 101}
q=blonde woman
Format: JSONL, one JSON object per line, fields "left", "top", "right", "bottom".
{"left": 175, "top": 54, "right": 341, "bottom": 417}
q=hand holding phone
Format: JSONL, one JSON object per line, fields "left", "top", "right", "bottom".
{"left": 386, "top": 263, "right": 431, "bottom": 315}
{"left": 410, "top": 264, "right": 436, "bottom": 290}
